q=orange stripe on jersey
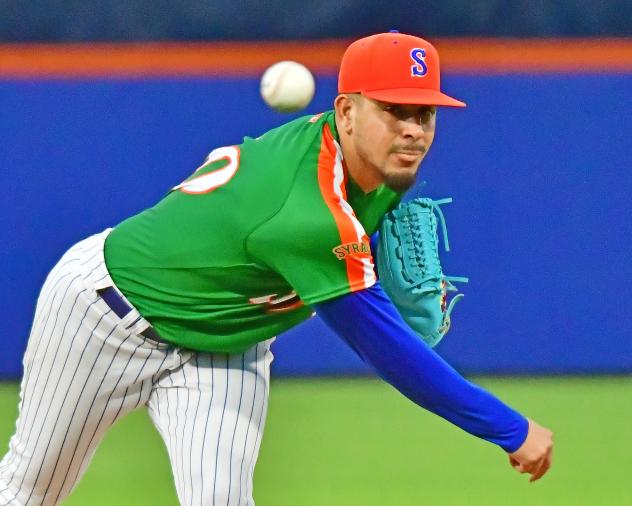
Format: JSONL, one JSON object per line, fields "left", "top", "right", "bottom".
{"left": 317, "top": 123, "right": 374, "bottom": 290}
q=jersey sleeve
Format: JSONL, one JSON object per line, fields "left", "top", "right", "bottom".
{"left": 247, "top": 124, "right": 377, "bottom": 306}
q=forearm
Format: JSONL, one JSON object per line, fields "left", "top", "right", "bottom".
{"left": 314, "top": 283, "right": 528, "bottom": 452}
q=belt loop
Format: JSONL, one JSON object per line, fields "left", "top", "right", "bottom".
{"left": 97, "top": 286, "right": 167, "bottom": 346}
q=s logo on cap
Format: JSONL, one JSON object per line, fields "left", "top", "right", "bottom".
{"left": 410, "top": 48, "right": 428, "bottom": 77}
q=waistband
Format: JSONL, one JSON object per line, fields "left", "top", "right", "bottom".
{"left": 76, "top": 229, "right": 168, "bottom": 346}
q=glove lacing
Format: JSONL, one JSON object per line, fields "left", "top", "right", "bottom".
{"left": 397, "top": 198, "right": 469, "bottom": 342}
{"left": 397, "top": 198, "right": 467, "bottom": 291}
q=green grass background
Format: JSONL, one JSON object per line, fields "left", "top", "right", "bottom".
{"left": 1, "top": 377, "right": 630, "bottom": 505}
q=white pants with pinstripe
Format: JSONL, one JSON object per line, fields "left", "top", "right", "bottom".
{"left": 0, "top": 231, "right": 274, "bottom": 506}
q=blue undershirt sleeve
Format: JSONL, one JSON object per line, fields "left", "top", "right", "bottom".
{"left": 369, "top": 231, "right": 380, "bottom": 277}
{"left": 313, "top": 282, "right": 528, "bottom": 453}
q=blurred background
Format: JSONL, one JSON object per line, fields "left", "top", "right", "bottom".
{"left": 1, "top": 1, "right": 631, "bottom": 505}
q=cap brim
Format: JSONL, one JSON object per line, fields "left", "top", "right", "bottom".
{"left": 362, "top": 88, "right": 466, "bottom": 108}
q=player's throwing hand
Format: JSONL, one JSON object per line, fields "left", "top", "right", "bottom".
{"left": 508, "top": 418, "right": 554, "bottom": 482}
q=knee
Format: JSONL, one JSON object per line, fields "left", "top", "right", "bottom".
{"left": 0, "top": 474, "right": 65, "bottom": 506}
{"left": 200, "top": 482, "right": 253, "bottom": 506}
{"left": 0, "top": 479, "right": 25, "bottom": 506}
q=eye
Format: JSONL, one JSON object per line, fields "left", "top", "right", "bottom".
{"left": 380, "top": 104, "right": 405, "bottom": 119}
{"left": 377, "top": 102, "right": 435, "bottom": 123}
{"left": 418, "top": 107, "right": 436, "bottom": 123}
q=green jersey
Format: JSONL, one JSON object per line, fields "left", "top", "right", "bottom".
{"left": 104, "top": 111, "right": 400, "bottom": 353}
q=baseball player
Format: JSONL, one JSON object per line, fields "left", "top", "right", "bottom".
{"left": 0, "top": 31, "right": 553, "bottom": 506}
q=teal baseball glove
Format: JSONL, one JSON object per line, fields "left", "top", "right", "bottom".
{"left": 377, "top": 197, "right": 468, "bottom": 348}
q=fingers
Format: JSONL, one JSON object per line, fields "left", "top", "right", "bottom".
{"left": 528, "top": 456, "right": 549, "bottom": 482}
{"left": 508, "top": 455, "right": 524, "bottom": 472}
{"left": 529, "top": 446, "right": 553, "bottom": 482}
{"left": 508, "top": 447, "right": 553, "bottom": 482}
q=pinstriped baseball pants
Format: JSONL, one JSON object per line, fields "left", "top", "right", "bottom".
{"left": 0, "top": 231, "right": 274, "bottom": 506}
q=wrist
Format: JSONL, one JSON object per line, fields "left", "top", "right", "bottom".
{"left": 502, "top": 415, "right": 530, "bottom": 453}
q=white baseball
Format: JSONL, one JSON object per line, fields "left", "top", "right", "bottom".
{"left": 260, "top": 61, "right": 315, "bottom": 113}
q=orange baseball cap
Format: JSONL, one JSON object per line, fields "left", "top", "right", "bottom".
{"left": 338, "top": 31, "right": 465, "bottom": 108}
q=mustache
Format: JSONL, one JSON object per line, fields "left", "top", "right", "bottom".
{"left": 388, "top": 144, "right": 427, "bottom": 155}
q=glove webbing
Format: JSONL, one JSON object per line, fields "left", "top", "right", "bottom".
{"left": 390, "top": 198, "right": 468, "bottom": 294}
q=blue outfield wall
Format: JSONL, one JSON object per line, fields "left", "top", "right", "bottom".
{"left": 1, "top": 73, "right": 631, "bottom": 378}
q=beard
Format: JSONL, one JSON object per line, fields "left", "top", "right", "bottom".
{"left": 382, "top": 166, "right": 419, "bottom": 192}
{"left": 381, "top": 144, "right": 426, "bottom": 192}
{"left": 353, "top": 138, "right": 424, "bottom": 193}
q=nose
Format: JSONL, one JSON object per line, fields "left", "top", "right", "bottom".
{"left": 399, "top": 116, "right": 425, "bottom": 140}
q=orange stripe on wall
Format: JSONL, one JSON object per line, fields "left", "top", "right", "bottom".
{"left": 439, "top": 38, "right": 632, "bottom": 73}
{"left": 0, "top": 41, "right": 344, "bottom": 78}
{"left": 0, "top": 38, "right": 631, "bottom": 77}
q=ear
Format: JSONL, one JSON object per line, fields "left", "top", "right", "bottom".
{"left": 334, "top": 94, "right": 356, "bottom": 135}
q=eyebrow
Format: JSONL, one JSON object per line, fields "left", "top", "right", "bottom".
{"left": 375, "top": 101, "right": 436, "bottom": 112}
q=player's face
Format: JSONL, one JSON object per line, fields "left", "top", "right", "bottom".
{"left": 348, "top": 95, "right": 436, "bottom": 192}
